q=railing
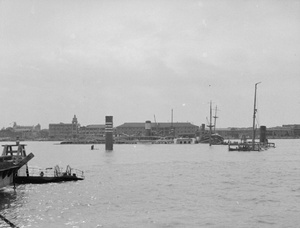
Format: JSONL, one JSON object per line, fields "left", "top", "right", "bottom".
{"left": 70, "top": 168, "right": 85, "bottom": 179}
{"left": 18, "top": 166, "right": 85, "bottom": 179}
{"left": 23, "top": 167, "right": 56, "bottom": 177}
{"left": 228, "top": 141, "right": 276, "bottom": 151}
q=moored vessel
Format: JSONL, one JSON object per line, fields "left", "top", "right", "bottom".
{"left": 1, "top": 141, "right": 84, "bottom": 185}
{"left": 0, "top": 142, "right": 34, "bottom": 189}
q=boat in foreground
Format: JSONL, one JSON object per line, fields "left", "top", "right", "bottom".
{"left": 15, "top": 165, "right": 84, "bottom": 184}
{"left": 0, "top": 143, "right": 34, "bottom": 189}
{"left": 2, "top": 141, "right": 84, "bottom": 185}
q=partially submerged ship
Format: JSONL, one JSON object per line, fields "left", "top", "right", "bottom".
{"left": 199, "top": 132, "right": 224, "bottom": 145}
{"left": 199, "top": 101, "right": 225, "bottom": 145}
{"left": 228, "top": 82, "right": 275, "bottom": 152}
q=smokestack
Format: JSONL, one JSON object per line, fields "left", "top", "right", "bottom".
{"left": 260, "top": 126, "right": 267, "bottom": 143}
{"left": 145, "top": 120, "right": 152, "bottom": 136}
{"left": 105, "top": 116, "right": 113, "bottom": 151}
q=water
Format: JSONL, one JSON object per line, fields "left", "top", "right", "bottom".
{"left": 1, "top": 139, "right": 300, "bottom": 228}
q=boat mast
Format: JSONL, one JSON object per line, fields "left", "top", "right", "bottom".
{"left": 171, "top": 109, "right": 174, "bottom": 137}
{"left": 252, "top": 82, "right": 261, "bottom": 150}
{"left": 208, "top": 101, "right": 214, "bottom": 146}
{"left": 213, "top": 105, "right": 218, "bottom": 133}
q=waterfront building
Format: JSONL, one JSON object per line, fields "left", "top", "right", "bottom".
{"left": 13, "top": 122, "right": 41, "bottom": 139}
{"left": 216, "top": 127, "right": 254, "bottom": 139}
{"left": 282, "top": 124, "right": 300, "bottom": 137}
{"left": 116, "top": 122, "right": 199, "bottom": 138}
{"left": 13, "top": 122, "right": 41, "bottom": 132}
{"left": 216, "top": 125, "right": 297, "bottom": 139}
{"left": 0, "top": 123, "right": 41, "bottom": 140}
{"left": 49, "top": 115, "right": 79, "bottom": 140}
{"left": 78, "top": 124, "right": 106, "bottom": 139}
{"left": 267, "top": 126, "right": 295, "bottom": 138}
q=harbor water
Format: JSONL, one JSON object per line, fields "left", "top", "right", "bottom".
{"left": 1, "top": 139, "right": 300, "bottom": 228}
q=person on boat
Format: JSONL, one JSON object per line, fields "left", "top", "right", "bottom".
{"left": 40, "top": 171, "right": 44, "bottom": 177}
{"left": 91, "top": 145, "right": 94, "bottom": 150}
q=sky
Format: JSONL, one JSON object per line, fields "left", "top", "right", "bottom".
{"left": 0, "top": 0, "right": 299, "bottom": 129}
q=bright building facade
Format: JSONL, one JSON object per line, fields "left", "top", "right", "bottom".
{"left": 49, "top": 115, "right": 79, "bottom": 140}
{"left": 116, "top": 122, "right": 199, "bottom": 137}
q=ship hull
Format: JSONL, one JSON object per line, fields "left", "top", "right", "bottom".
{"left": 0, "top": 168, "right": 15, "bottom": 188}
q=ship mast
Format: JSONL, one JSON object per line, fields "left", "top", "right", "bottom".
{"left": 171, "top": 109, "right": 174, "bottom": 137}
{"left": 207, "top": 101, "right": 214, "bottom": 146}
{"left": 213, "top": 105, "right": 218, "bottom": 133}
{"left": 252, "top": 82, "right": 261, "bottom": 150}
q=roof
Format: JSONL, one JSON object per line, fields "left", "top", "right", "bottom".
{"left": 49, "top": 123, "right": 73, "bottom": 126}
{"left": 85, "top": 125, "right": 106, "bottom": 128}
{"left": 116, "top": 122, "right": 199, "bottom": 128}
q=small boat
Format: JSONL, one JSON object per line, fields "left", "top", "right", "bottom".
{"left": 15, "top": 165, "right": 84, "bottom": 184}
{"left": 0, "top": 142, "right": 34, "bottom": 189}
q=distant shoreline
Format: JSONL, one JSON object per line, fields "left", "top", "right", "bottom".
{"left": 1, "top": 136, "right": 299, "bottom": 143}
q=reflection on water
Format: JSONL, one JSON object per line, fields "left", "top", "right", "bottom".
{"left": 0, "top": 189, "right": 18, "bottom": 210}
{"left": 103, "top": 150, "right": 115, "bottom": 165}
{"left": 0, "top": 185, "right": 28, "bottom": 227}
{"left": 0, "top": 140, "right": 299, "bottom": 227}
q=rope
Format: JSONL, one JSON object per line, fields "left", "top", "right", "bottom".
{"left": 0, "top": 214, "right": 19, "bottom": 228}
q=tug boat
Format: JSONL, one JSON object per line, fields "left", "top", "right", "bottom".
{"left": 0, "top": 142, "right": 34, "bottom": 188}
